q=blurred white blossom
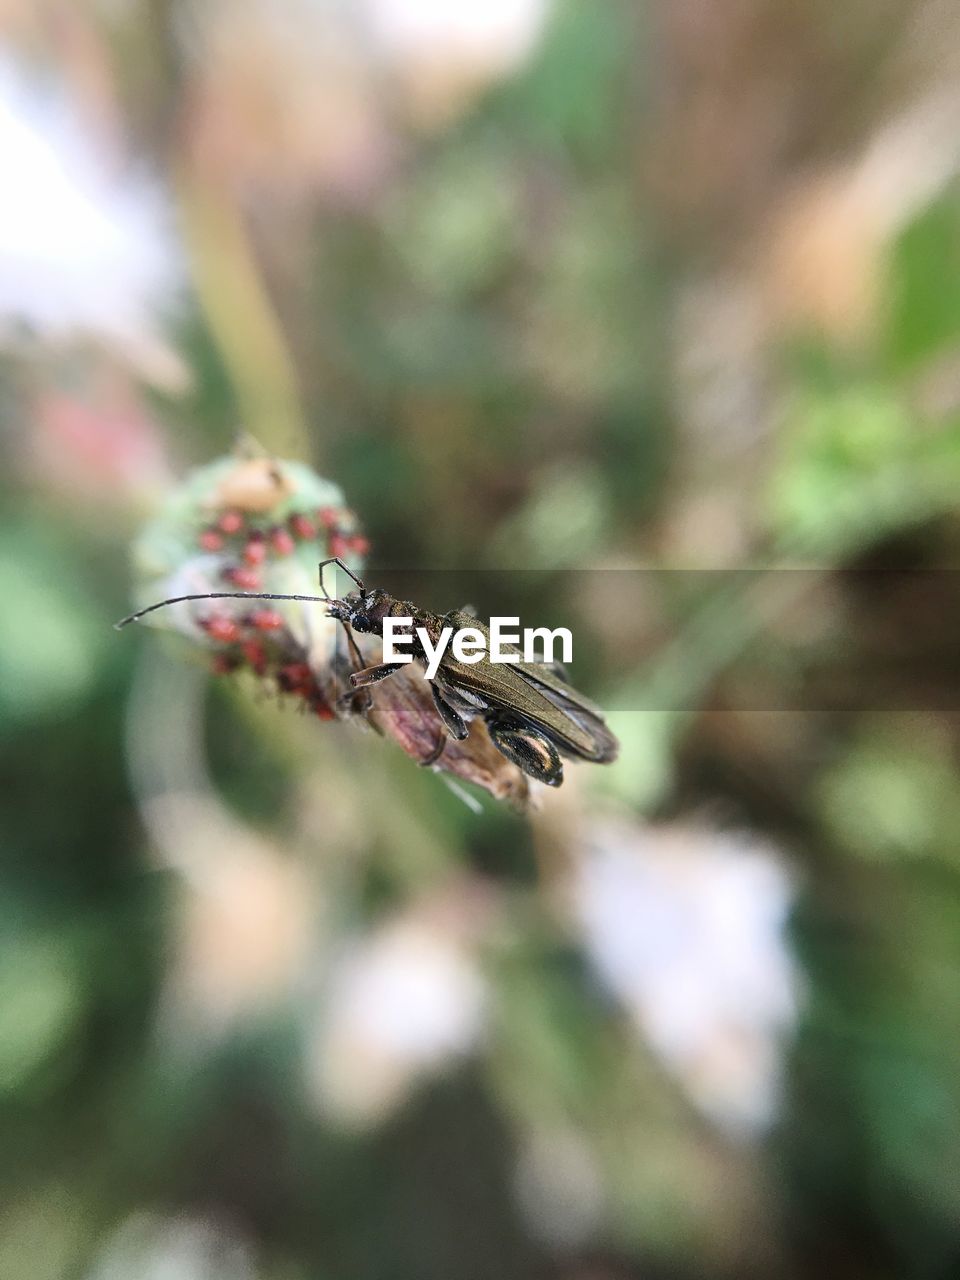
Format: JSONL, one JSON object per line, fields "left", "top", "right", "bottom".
{"left": 361, "top": 0, "right": 549, "bottom": 68}
{"left": 764, "top": 88, "right": 960, "bottom": 343}
{"left": 182, "top": 0, "right": 391, "bottom": 198}
{"left": 87, "top": 1213, "right": 256, "bottom": 1280}
{"left": 359, "top": 0, "right": 552, "bottom": 125}
{"left": 573, "top": 822, "right": 799, "bottom": 1136}
{"left": 127, "top": 653, "right": 317, "bottom": 1038}
{"left": 0, "top": 57, "right": 185, "bottom": 386}
{"left": 514, "top": 1127, "right": 605, "bottom": 1249}
{"left": 308, "top": 910, "right": 486, "bottom": 1126}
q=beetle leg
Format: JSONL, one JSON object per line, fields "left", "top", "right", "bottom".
{"left": 349, "top": 661, "right": 407, "bottom": 688}
{"left": 430, "top": 682, "right": 470, "bottom": 741}
{"left": 338, "top": 685, "right": 373, "bottom": 712}
{"left": 486, "top": 714, "right": 564, "bottom": 787}
{"left": 337, "top": 685, "right": 376, "bottom": 717}
{"left": 434, "top": 677, "right": 485, "bottom": 715}
{"left": 420, "top": 732, "right": 447, "bottom": 767}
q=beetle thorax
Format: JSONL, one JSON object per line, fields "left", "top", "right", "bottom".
{"left": 339, "top": 589, "right": 413, "bottom": 636}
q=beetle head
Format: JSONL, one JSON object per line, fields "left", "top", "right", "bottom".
{"left": 327, "top": 587, "right": 393, "bottom": 635}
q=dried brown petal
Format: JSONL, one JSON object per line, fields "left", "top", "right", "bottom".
{"left": 363, "top": 662, "right": 531, "bottom": 810}
{"left": 213, "top": 457, "right": 296, "bottom": 512}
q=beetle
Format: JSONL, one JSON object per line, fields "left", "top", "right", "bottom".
{"left": 116, "top": 557, "right": 619, "bottom": 788}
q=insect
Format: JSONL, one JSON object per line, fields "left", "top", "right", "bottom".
{"left": 116, "top": 557, "right": 619, "bottom": 788}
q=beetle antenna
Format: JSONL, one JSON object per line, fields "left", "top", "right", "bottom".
{"left": 116, "top": 559, "right": 368, "bottom": 630}
{"left": 318, "top": 556, "right": 364, "bottom": 598}
{"left": 114, "top": 590, "right": 330, "bottom": 630}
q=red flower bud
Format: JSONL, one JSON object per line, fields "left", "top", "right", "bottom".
{"left": 242, "top": 639, "right": 268, "bottom": 675}
{"left": 204, "top": 616, "right": 241, "bottom": 644}
{"left": 223, "top": 565, "right": 262, "bottom": 591}
{"left": 250, "top": 609, "right": 284, "bottom": 631}
{"left": 289, "top": 513, "right": 316, "bottom": 540}
{"left": 243, "top": 538, "right": 267, "bottom": 566}
{"left": 269, "top": 527, "right": 296, "bottom": 556}
{"left": 277, "top": 662, "right": 312, "bottom": 694}
{"left": 199, "top": 528, "right": 224, "bottom": 552}
{"left": 217, "top": 510, "right": 245, "bottom": 535}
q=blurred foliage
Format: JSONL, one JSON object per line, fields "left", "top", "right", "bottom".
{"left": 2, "top": 1, "right": 960, "bottom": 1278}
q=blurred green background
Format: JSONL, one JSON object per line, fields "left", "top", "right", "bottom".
{"left": 3, "top": 1, "right": 960, "bottom": 1277}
